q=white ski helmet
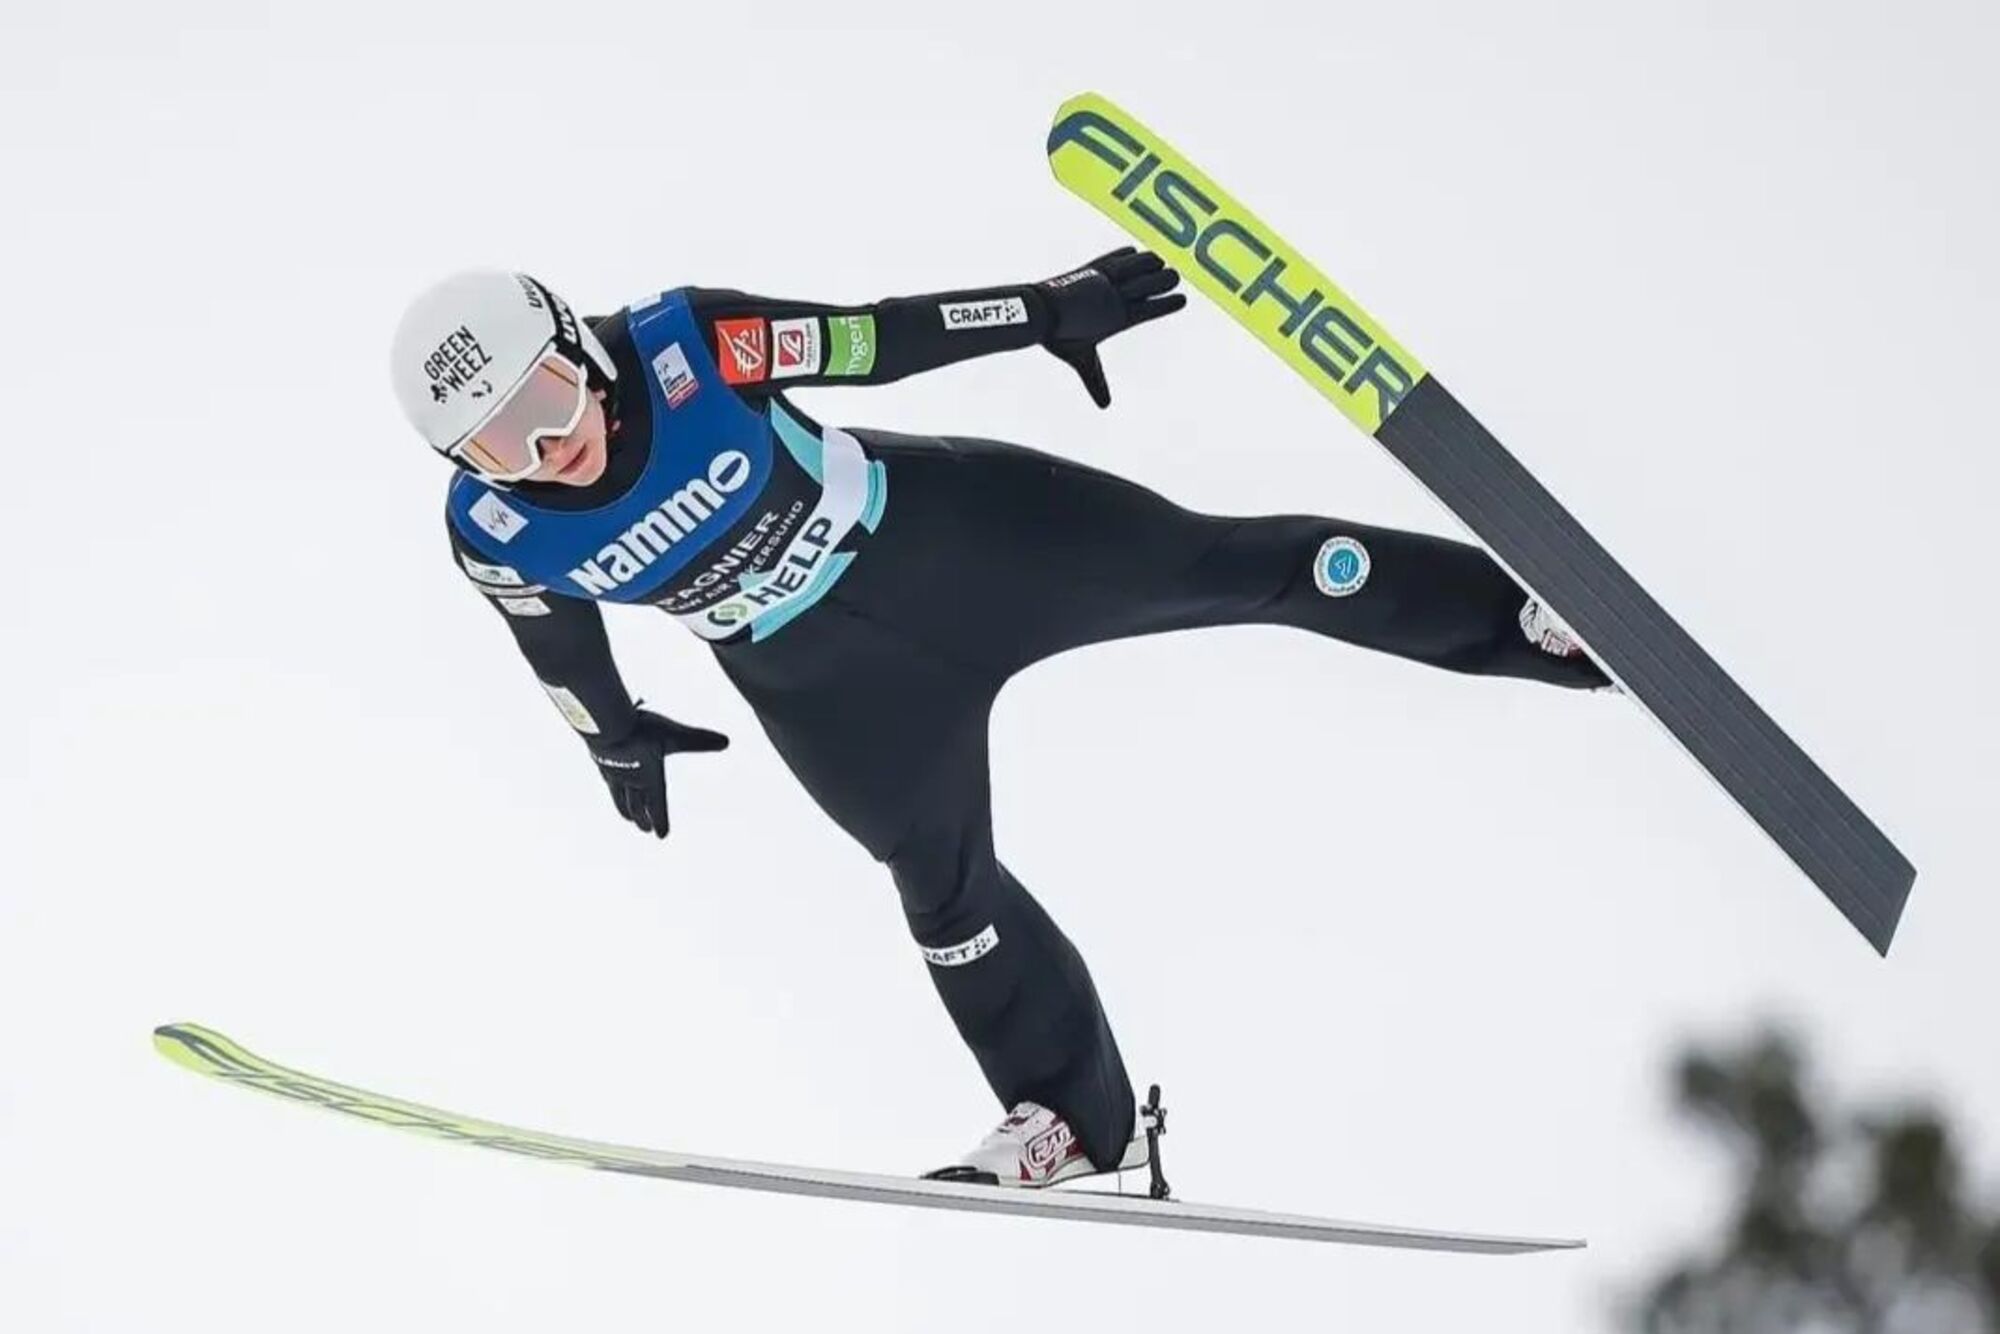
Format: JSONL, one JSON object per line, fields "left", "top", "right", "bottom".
{"left": 390, "top": 270, "right": 617, "bottom": 478}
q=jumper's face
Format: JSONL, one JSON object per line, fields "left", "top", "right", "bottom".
{"left": 521, "top": 387, "right": 611, "bottom": 487}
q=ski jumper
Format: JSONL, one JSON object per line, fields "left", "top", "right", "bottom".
{"left": 445, "top": 278, "right": 1607, "bottom": 1168}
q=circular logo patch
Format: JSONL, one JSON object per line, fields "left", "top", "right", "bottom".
{"left": 1312, "top": 536, "right": 1371, "bottom": 597}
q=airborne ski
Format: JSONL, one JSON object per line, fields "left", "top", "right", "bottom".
{"left": 1046, "top": 92, "right": 1914, "bottom": 953}
{"left": 153, "top": 1023, "right": 1581, "bottom": 1255}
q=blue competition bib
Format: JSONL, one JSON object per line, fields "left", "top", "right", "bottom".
{"left": 446, "top": 290, "right": 886, "bottom": 642}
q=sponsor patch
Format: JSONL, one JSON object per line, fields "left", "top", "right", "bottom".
{"left": 921, "top": 924, "right": 1000, "bottom": 968}
{"left": 670, "top": 427, "right": 874, "bottom": 643}
{"left": 497, "top": 595, "right": 551, "bottom": 617}
{"left": 546, "top": 290, "right": 581, "bottom": 348}
{"left": 459, "top": 554, "right": 526, "bottom": 587}
{"left": 540, "top": 682, "right": 599, "bottom": 735}
{"left": 715, "top": 318, "right": 768, "bottom": 384}
{"left": 1312, "top": 535, "right": 1371, "bottom": 597}
{"left": 770, "top": 317, "right": 822, "bottom": 379}
{"left": 939, "top": 297, "right": 1028, "bottom": 331}
{"left": 826, "top": 313, "right": 877, "bottom": 376}
{"left": 421, "top": 325, "right": 493, "bottom": 405}
{"left": 468, "top": 492, "right": 528, "bottom": 544}
{"left": 565, "top": 449, "right": 757, "bottom": 596}
{"left": 651, "top": 341, "right": 699, "bottom": 408}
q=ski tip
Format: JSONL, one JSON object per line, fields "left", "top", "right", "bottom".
{"left": 1052, "top": 89, "right": 1110, "bottom": 119}
{"left": 152, "top": 1022, "right": 232, "bottom": 1074}
{"left": 153, "top": 1022, "right": 197, "bottom": 1057}
{"left": 153, "top": 1023, "right": 194, "bottom": 1069}
{"left": 1045, "top": 91, "right": 1122, "bottom": 164}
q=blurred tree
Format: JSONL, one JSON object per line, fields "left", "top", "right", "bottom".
{"left": 1634, "top": 1028, "right": 1999, "bottom": 1334}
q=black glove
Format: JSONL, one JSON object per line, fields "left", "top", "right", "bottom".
{"left": 585, "top": 709, "right": 729, "bottom": 839}
{"left": 1036, "top": 247, "right": 1186, "bottom": 408}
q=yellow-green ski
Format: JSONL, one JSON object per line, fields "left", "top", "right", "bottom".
{"left": 1046, "top": 91, "right": 1424, "bottom": 434}
{"left": 152, "top": 1023, "right": 1581, "bottom": 1253}
{"left": 1046, "top": 93, "right": 1913, "bottom": 952}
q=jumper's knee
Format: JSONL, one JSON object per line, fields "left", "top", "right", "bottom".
{"left": 888, "top": 829, "right": 1006, "bottom": 941}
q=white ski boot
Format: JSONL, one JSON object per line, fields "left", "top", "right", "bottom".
{"left": 925, "top": 1100, "right": 1153, "bottom": 1190}
{"left": 1519, "top": 596, "right": 1584, "bottom": 658}
{"left": 1521, "top": 596, "right": 1622, "bottom": 692}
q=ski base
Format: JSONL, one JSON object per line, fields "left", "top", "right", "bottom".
{"left": 1046, "top": 90, "right": 1914, "bottom": 952}
{"left": 154, "top": 1023, "right": 1581, "bottom": 1255}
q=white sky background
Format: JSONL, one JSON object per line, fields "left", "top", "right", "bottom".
{"left": 4, "top": 0, "right": 1995, "bottom": 1328}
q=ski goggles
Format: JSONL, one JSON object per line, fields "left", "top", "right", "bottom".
{"left": 449, "top": 349, "right": 591, "bottom": 483}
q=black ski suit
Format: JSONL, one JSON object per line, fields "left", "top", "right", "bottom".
{"left": 445, "top": 263, "right": 1607, "bottom": 1170}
